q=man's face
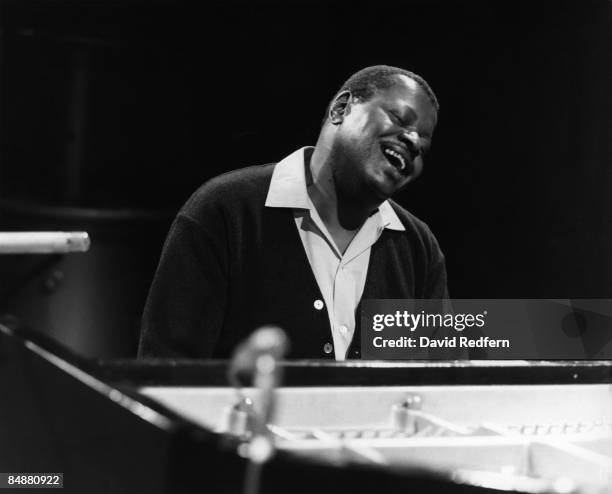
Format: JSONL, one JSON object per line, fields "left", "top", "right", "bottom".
{"left": 330, "top": 75, "right": 438, "bottom": 203}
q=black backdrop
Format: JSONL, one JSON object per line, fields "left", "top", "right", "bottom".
{"left": 0, "top": 0, "right": 611, "bottom": 355}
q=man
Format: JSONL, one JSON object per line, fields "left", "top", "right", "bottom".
{"left": 138, "top": 65, "right": 448, "bottom": 360}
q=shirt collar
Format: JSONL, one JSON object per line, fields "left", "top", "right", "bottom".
{"left": 265, "top": 147, "right": 311, "bottom": 209}
{"left": 265, "top": 146, "right": 405, "bottom": 231}
{"left": 378, "top": 201, "right": 405, "bottom": 231}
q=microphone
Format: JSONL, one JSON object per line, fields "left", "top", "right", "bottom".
{"left": 228, "top": 326, "right": 289, "bottom": 389}
{"left": 228, "top": 326, "right": 289, "bottom": 438}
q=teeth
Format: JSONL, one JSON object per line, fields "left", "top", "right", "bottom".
{"left": 383, "top": 148, "right": 406, "bottom": 170}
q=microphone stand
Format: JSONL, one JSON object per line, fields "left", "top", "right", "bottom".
{"left": 227, "top": 327, "right": 288, "bottom": 494}
{"left": 243, "top": 353, "right": 279, "bottom": 494}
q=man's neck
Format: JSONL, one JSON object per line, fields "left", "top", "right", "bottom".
{"left": 308, "top": 145, "right": 378, "bottom": 233}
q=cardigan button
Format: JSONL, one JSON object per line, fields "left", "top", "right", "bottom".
{"left": 313, "top": 299, "right": 324, "bottom": 310}
{"left": 323, "top": 343, "right": 333, "bottom": 354}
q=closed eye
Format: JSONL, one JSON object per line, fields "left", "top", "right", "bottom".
{"left": 388, "top": 110, "right": 403, "bottom": 125}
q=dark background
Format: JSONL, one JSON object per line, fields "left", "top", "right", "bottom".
{"left": 0, "top": 0, "right": 610, "bottom": 357}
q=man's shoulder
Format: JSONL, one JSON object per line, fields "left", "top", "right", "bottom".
{"left": 387, "top": 199, "right": 436, "bottom": 238}
{"left": 181, "top": 163, "right": 276, "bottom": 217}
{"left": 193, "top": 163, "right": 276, "bottom": 198}
{"left": 385, "top": 199, "right": 446, "bottom": 265}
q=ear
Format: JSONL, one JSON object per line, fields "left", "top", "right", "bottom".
{"left": 329, "top": 91, "right": 352, "bottom": 125}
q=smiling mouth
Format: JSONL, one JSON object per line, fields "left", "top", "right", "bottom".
{"left": 381, "top": 145, "right": 409, "bottom": 173}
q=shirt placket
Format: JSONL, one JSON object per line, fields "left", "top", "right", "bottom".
{"left": 331, "top": 259, "right": 356, "bottom": 360}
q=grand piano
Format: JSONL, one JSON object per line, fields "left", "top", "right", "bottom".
{"left": 1, "top": 319, "right": 610, "bottom": 494}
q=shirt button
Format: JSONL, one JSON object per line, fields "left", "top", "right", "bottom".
{"left": 339, "top": 325, "right": 348, "bottom": 335}
{"left": 313, "top": 299, "right": 324, "bottom": 310}
{"left": 323, "top": 343, "right": 333, "bottom": 354}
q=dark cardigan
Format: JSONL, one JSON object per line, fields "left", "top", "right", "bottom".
{"left": 138, "top": 163, "right": 449, "bottom": 360}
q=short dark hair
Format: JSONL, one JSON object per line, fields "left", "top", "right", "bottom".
{"left": 324, "top": 65, "right": 439, "bottom": 124}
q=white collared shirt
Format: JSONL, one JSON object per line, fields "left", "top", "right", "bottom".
{"left": 265, "top": 147, "right": 405, "bottom": 360}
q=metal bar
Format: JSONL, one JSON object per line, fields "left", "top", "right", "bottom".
{"left": 0, "top": 231, "right": 90, "bottom": 254}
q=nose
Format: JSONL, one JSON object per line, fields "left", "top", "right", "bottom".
{"left": 399, "top": 130, "right": 422, "bottom": 158}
